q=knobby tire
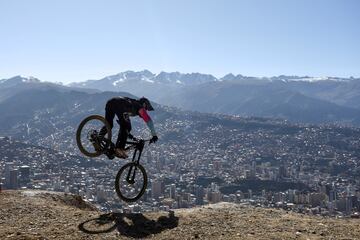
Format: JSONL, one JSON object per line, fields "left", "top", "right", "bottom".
{"left": 115, "top": 162, "right": 148, "bottom": 202}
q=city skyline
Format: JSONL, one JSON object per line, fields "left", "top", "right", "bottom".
{"left": 1, "top": 0, "right": 359, "bottom": 83}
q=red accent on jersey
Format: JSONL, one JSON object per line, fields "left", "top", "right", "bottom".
{"left": 138, "top": 108, "right": 151, "bottom": 123}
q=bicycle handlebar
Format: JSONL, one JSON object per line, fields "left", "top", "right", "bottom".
{"left": 126, "top": 138, "right": 153, "bottom": 145}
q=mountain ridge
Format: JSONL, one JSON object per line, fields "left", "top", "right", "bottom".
{"left": 66, "top": 70, "right": 360, "bottom": 126}
{"left": 2, "top": 71, "right": 360, "bottom": 126}
{"left": 69, "top": 70, "right": 360, "bottom": 87}
{"left": 3, "top": 71, "right": 359, "bottom": 89}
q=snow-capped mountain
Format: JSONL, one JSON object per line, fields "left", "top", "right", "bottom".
{"left": 154, "top": 71, "right": 217, "bottom": 85}
{"left": 0, "top": 75, "right": 41, "bottom": 88}
{"left": 70, "top": 70, "right": 217, "bottom": 89}
{"left": 70, "top": 70, "right": 359, "bottom": 91}
{"left": 68, "top": 70, "right": 219, "bottom": 104}
{"left": 0, "top": 75, "right": 98, "bottom": 103}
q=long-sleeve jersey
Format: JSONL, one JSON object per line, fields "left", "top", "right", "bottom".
{"left": 138, "top": 108, "right": 157, "bottom": 136}
{"left": 105, "top": 97, "right": 157, "bottom": 136}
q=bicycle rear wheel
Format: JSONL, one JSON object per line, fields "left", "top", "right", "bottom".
{"left": 115, "top": 162, "right": 147, "bottom": 202}
{"left": 76, "top": 115, "right": 112, "bottom": 157}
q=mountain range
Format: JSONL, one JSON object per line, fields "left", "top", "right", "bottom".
{"left": 2, "top": 71, "right": 360, "bottom": 125}
{"left": 68, "top": 71, "right": 360, "bottom": 126}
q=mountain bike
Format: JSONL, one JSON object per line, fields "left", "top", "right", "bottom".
{"left": 76, "top": 114, "right": 150, "bottom": 202}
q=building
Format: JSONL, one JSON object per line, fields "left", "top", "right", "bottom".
{"left": 208, "top": 191, "right": 222, "bottom": 203}
{"left": 19, "top": 165, "right": 31, "bottom": 187}
{"left": 329, "top": 190, "right": 337, "bottom": 202}
{"left": 309, "top": 193, "right": 327, "bottom": 207}
{"left": 151, "top": 180, "right": 163, "bottom": 199}
{"left": 279, "top": 165, "right": 287, "bottom": 179}
{"left": 195, "top": 185, "right": 204, "bottom": 205}
{"left": 169, "top": 184, "right": 176, "bottom": 199}
{"left": 9, "top": 169, "right": 19, "bottom": 189}
{"left": 248, "top": 189, "right": 253, "bottom": 199}
{"left": 346, "top": 196, "right": 353, "bottom": 215}
{"left": 4, "top": 162, "right": 14, "bottom": 188}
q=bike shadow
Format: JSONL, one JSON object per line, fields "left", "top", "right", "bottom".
{"left": 78, "top": 211, "right": 179, "bottom": 238}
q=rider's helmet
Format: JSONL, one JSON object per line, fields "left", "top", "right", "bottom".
{"left": 139, "top": 97, "right": 154, "bottom": 111}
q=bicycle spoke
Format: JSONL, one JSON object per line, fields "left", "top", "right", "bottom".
{"left": 116, "top": 163, "right": 146, "bottom": 201}
{"left": 80, "top": 119, "right": 109, "bottom": 154}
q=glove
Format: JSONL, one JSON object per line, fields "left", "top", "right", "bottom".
{"left": 150, "top": 135, "right": 158, "bottom": 144}
{"left": 128, "top": 133, "right": 138, "bottom": 141}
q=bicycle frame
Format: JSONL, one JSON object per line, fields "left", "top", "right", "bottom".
{"left": 125, "top": 139, "right": 146, "bottom": 164}
{"left": 97, "top": 123, "right": 151, "bottom": 162}
{"left": 122, "top": 139, "right": 150, "bottom": 184}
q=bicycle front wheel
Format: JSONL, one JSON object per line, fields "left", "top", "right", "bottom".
{"left": 115, "top": 162, "right": 148, "bottom": 202}
{"left": 76, "top": 115, "right": 112, "bottom": 157}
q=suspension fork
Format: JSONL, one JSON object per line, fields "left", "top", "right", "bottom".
{"left": 126, "top": 140, "right": 145, "bottom": 182}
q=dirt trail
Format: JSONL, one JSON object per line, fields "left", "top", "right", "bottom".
{"left": 1, "top": 190, "right": 360, "bottom": 239}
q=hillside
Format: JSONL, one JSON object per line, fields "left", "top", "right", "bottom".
{"left": 1, "top": 190, "right": 360, "bottom": 240}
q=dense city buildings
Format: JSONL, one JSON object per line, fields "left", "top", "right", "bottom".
{"left": 1, "top": 112, "right": 360, "bottom": 217}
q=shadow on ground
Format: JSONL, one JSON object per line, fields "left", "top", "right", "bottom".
{"left": 78, "top": 211, "right": 179, "bottom": 238}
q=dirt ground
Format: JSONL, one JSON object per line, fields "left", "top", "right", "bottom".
{"left": 1, "top": 190, "right": 360, "bottom": 240}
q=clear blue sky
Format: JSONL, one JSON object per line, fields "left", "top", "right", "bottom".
{"left": 0, "top": 0, "right": 359, "bottom": 83}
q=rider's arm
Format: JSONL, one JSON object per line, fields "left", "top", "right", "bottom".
{"left": 138, "top": 108, "right": 157, "bottom": 136}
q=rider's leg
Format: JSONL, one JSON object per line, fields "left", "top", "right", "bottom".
{"left": 115, "top": 113, "right": 131, "bottom": 158}
{"left": 94, "top": 103, "right": 115, "bottom": 152}
{"left": 116, "top": 113, "right": 132, "bottom": 148}
{"left": 99, "top": 102, "right": 115, "bottom": 138}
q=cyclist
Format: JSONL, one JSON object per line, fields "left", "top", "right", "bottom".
{"left": 98, "top": 96, "right": 158, "bottom": 158}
